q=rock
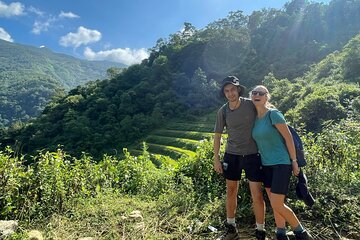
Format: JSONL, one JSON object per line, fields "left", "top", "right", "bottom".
{"left": 28, "top": 230, "right": 43, "bottom": 240}
{"left": 0, "top": 220, "right": 18, "bottom": 238}
{"left": 128, "top": 210, "right": 143, "bottom": 220}
{"left": 134, "top": 222, "right": 145, "bottom": 230}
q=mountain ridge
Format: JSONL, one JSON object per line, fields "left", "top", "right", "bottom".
{"left": 0, "top": 39, "right": 124, "bottom": 126}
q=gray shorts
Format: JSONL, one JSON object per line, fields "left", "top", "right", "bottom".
{"left": 222, "top": 153, "right": 263, "bottom": 182}
{"left": 263, "top": 164, "right": 292, "bottom": 195}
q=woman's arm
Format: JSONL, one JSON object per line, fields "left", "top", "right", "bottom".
{"left": 275, "top": 123, "right": 300, "bottom": 176}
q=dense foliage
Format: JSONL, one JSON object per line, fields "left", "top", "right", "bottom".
{"left": 1, "top": 118, "right": 359, "bottom": 239}
{"left": 264, "top": 34, "right": 360, "bottom": 132}
{"left": 0, "top": 39, "right": 123, "bottom": 127}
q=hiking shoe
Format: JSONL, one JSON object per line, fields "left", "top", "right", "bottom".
{"left": 217, "top": 223, "right": 240, "bottom": 240}
{"left": 255, "top": 229, "right": 266, "bottom": 240}
{"left": 295, "top": 230, "right": 314, "bottom": 240}
{"left": 276, "top": 234, "right": 289, "bottom": 240}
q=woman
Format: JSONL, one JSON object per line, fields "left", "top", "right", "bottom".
{"left": 250, "top": 85, "right": 313, "bottom": 240}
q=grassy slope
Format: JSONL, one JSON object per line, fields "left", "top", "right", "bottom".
{"left": 13, "top": 193, "right": 254, "bottom": 240}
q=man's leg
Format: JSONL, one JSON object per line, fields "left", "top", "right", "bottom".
{"left": 220, "top": 154, "right": 241, "bottom": 239}
{"left": 249, "top": 181, "right": 265, "bottom": 226}
{"left": 226, "top": 179, "right": 239, "bottom": 221}
{"left": 217, "top": 179, "right": 241, "bottom": 240}
{"left": 250, "top": 181, "right": 267, "bottom": 240}
{"left": 245, "top": 154, "right": 266, "bottom": 239}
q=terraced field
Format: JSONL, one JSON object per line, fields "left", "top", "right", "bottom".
{"left": 129, "top": 112, "right": 217, "bottom": 159}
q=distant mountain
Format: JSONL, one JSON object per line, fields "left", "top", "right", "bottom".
{"left": 0, "top": 39, "right": 124, "bottom": 126}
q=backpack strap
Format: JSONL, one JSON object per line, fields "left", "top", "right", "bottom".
{"left": 268, "top": 109, "right": 274, "bottom": 125}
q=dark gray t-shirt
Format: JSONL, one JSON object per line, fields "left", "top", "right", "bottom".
{"left": 214, "top": 97, "right": 258, "bottom": 155}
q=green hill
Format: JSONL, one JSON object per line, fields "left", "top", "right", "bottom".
{"left": 264, "top": 33, "right": 360, "bottom": 132}
{"left": 2, "top": 0, "right": 360, "bottom": 160}
{"left": 0, "top": 39, "right": 124, "bottom": 127}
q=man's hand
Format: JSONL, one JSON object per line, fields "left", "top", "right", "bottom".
{"left": 214, "top": 155, "right": 223, "bottom": 173}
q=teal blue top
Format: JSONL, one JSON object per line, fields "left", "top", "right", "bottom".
{"left": 252, "top": 109, "right": 291, "bottom": 166}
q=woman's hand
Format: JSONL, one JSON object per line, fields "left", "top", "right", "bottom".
{"left": 292, "top": 160, "right": 300, "bottom": 176}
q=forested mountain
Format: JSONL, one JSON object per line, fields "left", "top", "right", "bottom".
{"left": 265, "top": 33, "right": 360, "bottom": 132}
{"left": 2, "top": 0, "right": 360, "bottom": 159}
{"left": 150, "top": 0, "right": 360, "bottom": 86}
{"left": 0, "top": 39, "right": 124, "bottom": 127}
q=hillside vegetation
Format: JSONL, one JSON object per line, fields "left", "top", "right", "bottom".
{"left": 3, "top": 0, "right": 360, "bottom": 159}
{"left": 0, "top": 39, "right": 123, "bottom": 127}
{"left": 1, "top": 117, "right": 359, "bottom": 239}
{"left": 265, "top": 33, "right": 360, "bottom": 132}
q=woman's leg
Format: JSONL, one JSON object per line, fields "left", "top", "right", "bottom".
{"left": 265, "top": 188, "right": 286, "bottom": 228}
{"left": 269, "top": 192, "right": 300, "bottom": 228}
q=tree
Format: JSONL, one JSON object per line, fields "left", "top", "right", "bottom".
{"left": 343, "top": 35, "right": 360, "bottom": 83}
{"left": 106, "top": 67, "right": 122, "bottom": 79}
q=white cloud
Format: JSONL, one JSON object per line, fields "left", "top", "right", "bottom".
{"left": 29, "top": 8, "right": 79, "bottom": 35}
{"left": 0, "top": 27, "right": 13, "bottom": 42}
{"left": 59, "top": 11, "right": 79, "bottom": 19}
{"left": 59, "top": 26, "right": 101, "bottom": 48}
{"left": 84, "top": 47, "right": 149, "bottom": 66}
{"left": 28, "top": 6, "right": 44, "bottom": 16}
{"left": 0, "top": 1, "right": 24, "bottom": 17}
{"left": 32, "top": 17, "right": 56, "bottom": 35}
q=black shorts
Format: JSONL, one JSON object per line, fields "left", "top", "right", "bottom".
{"left": 222, "top": 153, "right": 263, "bottom": 182}
{"left": 263, "top": 164, "right": 292, "bottom": 195}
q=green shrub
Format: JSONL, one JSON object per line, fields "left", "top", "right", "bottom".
{"left": 0, "top": 147, "right": 32, "bottom": 219}
{"left": 295, "top": 119, "right": 360, "bottom": 238}
{"left": 0, "top": 119, "right": 359, "bottom": 239}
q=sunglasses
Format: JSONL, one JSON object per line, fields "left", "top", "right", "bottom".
{"left": 251, "top": 90, "right": 267, "bottom": 96}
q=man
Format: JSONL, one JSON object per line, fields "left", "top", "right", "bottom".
{"left": 214, "top": 76, "right": 266, "bottom": 240}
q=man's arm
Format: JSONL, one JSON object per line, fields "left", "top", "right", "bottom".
{"left": 214, "top": 132, "right": 223, "bottom": 173}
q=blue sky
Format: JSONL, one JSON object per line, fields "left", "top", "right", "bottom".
{"left": 0, "top": 0, "right": 330, "bottom": 65}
